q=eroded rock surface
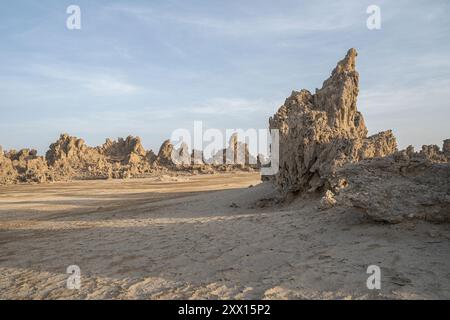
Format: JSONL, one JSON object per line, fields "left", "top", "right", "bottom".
{"left": 99, "top": 136, "right": 155, "bottom": 178}
{"left": 156, "top": 139, "right": 175, "bottom": 167}
{"left": 0, "top": 146, "right": 18, "bottom": 184}
{"left": 0, "top": 147, "right": 51, "bottom": 184}
{"left": 269, "top": 48, "right": 449, "bottom": 223}
{"left": 42, "top": 134, "right": 160, "bottom": 180}
{"left": 100, "top": 136, "right": 148, "bottom": 164}
{"left": 335, "top": 143, "right": 450, "bottom": 223}
{"left": 1, "top": 132, "right": 258, "bottom": 184}
{"left": 269, "top": 48, "right": 397, "bottom": 194}
{"left": 7, "top": 149, "right": 51, "bottom": 183}
{"left": 46, "top": 134, "right": 111, "bottom": 180}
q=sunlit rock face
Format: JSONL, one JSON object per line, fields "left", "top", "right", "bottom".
{"left": 269, "top": 49, "right": 396, "bottom": 194}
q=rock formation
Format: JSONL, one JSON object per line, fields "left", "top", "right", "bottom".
{"left": 172, "top": 142, "right": 191, "bottom": 166}
{"left": 7, "top": 149, "right": 51, "bottom": 183}
{"left": 0, "top": 132, "right": 259, "bottom": 184}
{"left": 44, "top": 134, "right": 159, "bottom": 180}
{"left": 269, "top": 48, "right": 449, "bottom": 223}
{"left": 46, "top": 134, "right": 111, "bottom": 180}
{"left": 191, "top": 149, "right": 205, "bottom": 165}
{"left": 269, "top": 48, "right": 397, "bottom": 194}
{"left": 0, "top": 146, "right": 18, "bottom": 184}
{"left": 256, "top": 153, "right": 270, "bottom": 168}
{"left": 443, "top": 139, "right": 450, "bottom": 158}
{"left": 209, "top": 134, "right": 256, "bottom": 166}
{"left": 99, "top": 136, "right": 155, "bottom": 178}
{"left": 100, "top": 136, "right": 148, "bottom": 164}
{"left": 156, "top": 139, "right": 175, "bottom": 167}
{"left": 0, "top": 147, "right": 51, "bottom": 184}
{"left": 334, "top": 142, "right": 450, "bottom": 223}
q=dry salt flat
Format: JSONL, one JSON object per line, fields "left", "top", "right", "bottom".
{"left": 0, "top": 172, "right": 449, "bottom": 299}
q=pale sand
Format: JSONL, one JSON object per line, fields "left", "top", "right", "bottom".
{"left": 0, "top": 172, "right": 449, "bottom": 299}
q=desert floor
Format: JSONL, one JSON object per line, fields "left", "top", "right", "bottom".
{"left": 0, "top": 172, "right": 449, "bottom": 299}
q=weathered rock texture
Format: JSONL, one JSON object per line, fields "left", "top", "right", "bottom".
{"left": 99, "top": 136, "right": 155, "bottom": 178}
{"left": 46, "top": 134, "right": 111, "bottom": 180}
{"left": 100, "top": 136, "right": 148, "bottom": 164}
{"left": 44, "top": 134, "right": 161, "bottom": 180}
{"left": 7, "top": 149, "right": 51, "bottom": 183}
{"left": 443, "top": 139, "right": 450, "bottom": 158}
{"left": 0, "top": 146, "right": 18, "bottom": 184}
{"left": 156, "top": 139, "right": 175, "bottom": 167}
{"left": 0, "top": 147, "right": 51, "bottom": 184}
{"left": 0, "top": 132, "right": 259, "bottom": 184}
{"left": 335, "top": 143, "right": 450, "bottom": 223}
{"left": 269, "top": 48, "right": 397, "bottom": 194}
{"left": 270, "top": 48, "right": 449, "bottom": 223}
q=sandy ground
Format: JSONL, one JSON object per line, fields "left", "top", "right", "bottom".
{"left": 0, "top": 172, "right": 449, "bottom": 299}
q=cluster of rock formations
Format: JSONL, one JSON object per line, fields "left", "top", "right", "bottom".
{"left": 2, "top": 49, "right": 448, "bottom": 224}
{"left": 45, "top": 134, "right": 111, "bottom": 180}
{"left": 208, "top": 134, "right": 257, "bottom": 167}
{"left": 0, "top": 147, "right": 50, "bottom": 184}
{"left": 1, "top": 134, "right": 258, "bottom": 184}
{"left": 270, "top": 48, "right": 449, "bottom": 223}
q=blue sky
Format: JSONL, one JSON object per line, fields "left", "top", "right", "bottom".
{"left": 1, "top": 0, "right": 449, "bottom": 154}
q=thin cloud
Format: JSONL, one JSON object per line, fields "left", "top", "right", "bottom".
{"left": 28, "top": 64, "right": 142, "bottom": 96}
{"left": 106, "top": 3, "right": 359, "bottom": 37}
{"left": 359, "top": 78, "right": 450, "bottom": 116}
{"left": 190, "top": 98, "right": 276, "bottom": 115}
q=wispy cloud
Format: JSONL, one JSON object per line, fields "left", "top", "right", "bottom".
{"left": 359, "top": 78, "right": 450, "bottom": 117}
{"left": 190, "top": 97, "right": 275, "bottom": 115}
{"left": 29, "top": 64, "right": 142, "bottom": 96}
{"left": 106, "top": 2, "right": 359, "bottom": 38}
{"left": 359, "top": 78, "right": 450, "bottom": 149}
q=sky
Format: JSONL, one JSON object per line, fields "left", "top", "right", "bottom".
{"left": 0, "top": 0, "right": 449, "bottom": 154}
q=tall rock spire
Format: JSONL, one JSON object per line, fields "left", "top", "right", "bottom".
{"left": 269, "top": 48, "right": 396, "bottom": 193}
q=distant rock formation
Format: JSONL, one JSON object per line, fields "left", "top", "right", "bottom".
{"left": 99, "top": 136, "right": 155, "bottom": 178}
{"left": 209, "top": 133, "right": 256, "bottom": 166}
{"left": 256, "top": 153, "right": 270, "bottom": 167}
{"left": 156, "top": 139, "right": 175, "bottom": 167}
{"left": 172, "top": 142, "right": 191, "bottom": 166}
{"left": 0, "top": 131, "right": 259, "bottom": 184}
{"left": 191, "top": 149, "right": 205, "bottom": 165}
{"left": 0, "top": 146, "right": 18, "bottom": 184}
{"left": 7, "top": 149, "right": 51, "bottom": 183}
{"left": 100, "top": 136, "right": 148, "bottom": 164}
{"left": 43, "top": 133, "right": 159, "bottom": 181}
{"left": 46, "top": 133, "right": 110, "bottom": 180}
{"left": 443, "top": 139, "right": 450, "bottom": 158}
{"left": 0, "top": 146, "right": 51, "bottom": 184}
{"left": 269, "top": 49, "right": 397, "bottom": 194}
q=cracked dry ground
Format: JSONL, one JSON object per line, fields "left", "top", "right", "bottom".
{"left": 1, "top": 172, "right": 449, "bottom": 299}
